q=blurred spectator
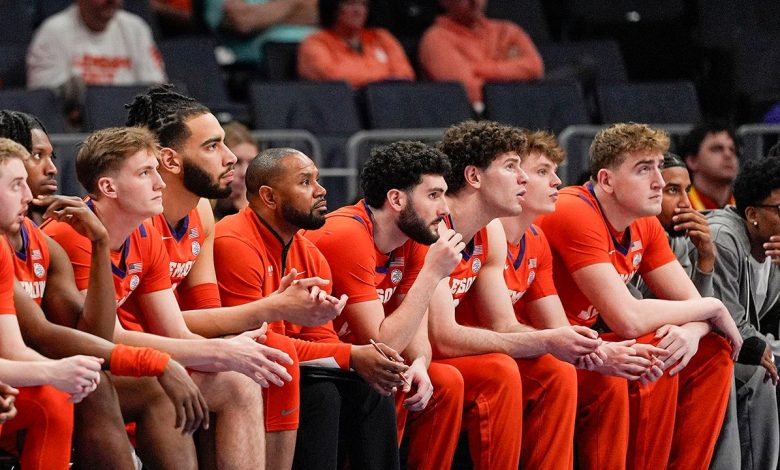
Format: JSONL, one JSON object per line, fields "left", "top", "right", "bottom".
{"left": 418, "top": 0, "right": 543, "bottom": 111}
{"left": 213, "top": 121, "right": 257, "bottom": 220}
{"left": 298, "top": 0, "right": 414, "bottom": 88}
{"left": 203, "top": 0, "right": 318, "bottom": 65}
{"left": 27, "top": 0, "right": 166, "bottom": 127}
{"left": 680, "top": 123, "right": 739, "bottom": 210}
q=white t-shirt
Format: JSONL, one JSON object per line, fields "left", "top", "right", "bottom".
{"left": 27, "top": 5, "right": 166, "bottom": 88}
{"left": 749, "top": 254, "right": 773, "bottom": 314}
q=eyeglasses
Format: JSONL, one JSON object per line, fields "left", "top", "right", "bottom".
{"left": 755, "top": 204, "right": 780, "bottom": 217}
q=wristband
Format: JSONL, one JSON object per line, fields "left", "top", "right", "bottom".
{"left": 110, "top": 344, "right": 171, "bottom": 377}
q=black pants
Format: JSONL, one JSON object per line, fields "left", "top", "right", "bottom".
{"left": 292, "top": 366, "right": 400, "bottom": 470}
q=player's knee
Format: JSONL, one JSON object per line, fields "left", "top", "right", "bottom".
{"left": 430, "top": 364, "right": 465, "bottom": 407}
{"left": 542, "top": 355, "right": 578, "bottom": 396}
{"left": 223, "top": 371, "right": 264, "bottom": 408}
{"left": 480, "top": 353, "right": 523, "bottom": 395}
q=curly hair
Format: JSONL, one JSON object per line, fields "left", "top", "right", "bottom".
{"left": 524, "top": 129, "right": 564, "bottom": 165}
{"left": 77, "top": 127, "right": 159, "bottom": 195}
{"left": 361, "top": 140, "right": 451, "bottom": 208}
{"left": 734, "top": 156, "right": 780, "bottom": 219}
{"left": 589, "top": 123, "right": 670, "bottom": 176}
{"left": 125, "top": 84, "right": 210, "bottom": 150}
{"left": 437, "top": 120, "right": 527, "bottom": 194}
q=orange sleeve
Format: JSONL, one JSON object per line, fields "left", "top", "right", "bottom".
{"left": 178, "top": 282, "right": 222, "bottom": 310}
{"left": 419, "top": 23, "right": 484, "bottom": 103}
{"left": 538, "top": 196, "right": 612, "bottom": 274}
{"left": 311, "top": 218, "right": 380, "bottom": 304}
{"left": 297, "top": 31, "right": 338, "bottom": 81}
{"left": 213, "top": 235, "right": 266, "bottom": 307}
{"left": 376, "top": 28, "right": 415, "bottom": 79}
{"left": 42, "top": 220, "right": 93, "bottom": 291}
{"left": 0, "top": 243, "right": 16, "bottom": 315}
{"left": 136, "top": 225, "right": 173, "bottom": 295}
{"left": 637, "top": 218, "right": 678, "bottom": 274}
{"left": 525, "top": 228, "right": 557, "bottom": 302}
{"left": 474, "top": 22, "right": 544, "bottom": 81}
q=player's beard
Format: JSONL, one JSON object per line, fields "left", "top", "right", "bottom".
{"left": 398, "top": 201, "right": 440, "bottom": 245}
{"left": 281, "top": 200, "right": 326, "bottom": 230}
{"left": 182, "top": 158, "right": 232, "bottom": 199}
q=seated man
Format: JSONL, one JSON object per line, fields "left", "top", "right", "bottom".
{"left": 538, "top": 122, "right": 742, "bottom": 470}
{"left": 0, "top": 109, "right": 207, "bottom": 469}
{"left": 418, "top": 0, "right": 543, "bottom": 110}
{"left": 708, "top": 156, "right": 780, "bottom": 470}
{"left": 305, "top": 141, "right": 465, "bottom": 469}
{"left": 492, "top": 130, "right": 665, "bottom": 469}
{"left": 0, "top": 138, "right": 105, "bottom": 469}
{"left": 298, "top": 0, "right": 414, "bottom": 88}
{"left": 203, "top": 0, "right": 318, "bottom": 66}
{"left": 27, "top": 0, "right": 166, "bottom": 124}
{"left": 214, "top": 148, "right": 405, "bottom": 469}
{"left": 44, "top": 126, "right": 293, "bottom": 469}
{"left": 679, "top": 123, "right": 739, "bottom": 210}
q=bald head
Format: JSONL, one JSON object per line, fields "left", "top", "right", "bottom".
{"left": 245, "top": 148, "right": 307, "bottom": 200}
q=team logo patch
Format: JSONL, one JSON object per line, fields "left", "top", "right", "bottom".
{"left": 189, "top": 227, "right": 200, "bottom": 239}
{"left": 632, "top": 253, "right": 642, "bottom": 267}
{"left": 472, "top": 258, "right": 482, "bottom": 273}
{"left": 527, "top": 270, "right": 535, "bottom": 285}
{"left": 192, "top": 241, "right": 201, "bottom": 256}
{"left": 128, "top": 262, "right": 143, "bottom": 274}
{"left": 129, "top": 275, "right": 140, "bottom": 291}
{"left": 31, "top": 249, "right": 42, "bottom": 260}
{"left": 390, "top": 269, "right": 403, "bottom": 284}
{"left": 33, "top": 263, "right": 45, "bottom": 279}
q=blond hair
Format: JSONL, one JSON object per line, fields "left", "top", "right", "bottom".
{"left": 524, "top": 130, "right": 565, "bottom": 164}
{"left": 589, "top": 123, "right": 670, "bottom": 175}
{"left": 76, "top": 127, "right": 159, "bottom": 194}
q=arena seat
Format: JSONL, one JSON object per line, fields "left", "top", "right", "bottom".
{"left": 596, "top": 81, "right": 702, "bottom": 124}
{"left": 0, "top": 88, "right": 66, "bottom": 133}
{"left": 363, "top": 81, "right": 472, "bottom": 129}
{"left": 483, "top": 81, "right": 590, "bottom": 133}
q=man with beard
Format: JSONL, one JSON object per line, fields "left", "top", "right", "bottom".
{"left": 124, "top": 85, "right": 361, "bottom": 469}
{"left": 214, "top": 148, "right": 407, "bottom": 469}
{"left": 304, "top": 141, "right": 467, "bottom": 469}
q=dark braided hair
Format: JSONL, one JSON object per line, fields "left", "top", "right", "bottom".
{"left": 125, "top": 84, "right": 210, "bottom": 150}
{"left": 0, "top": 110, "right": 33, "bottom": 152}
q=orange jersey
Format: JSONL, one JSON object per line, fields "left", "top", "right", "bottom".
{"left": 443, "top": 215, "right": 489, "bottom": 309}
{"left": 687, "top": 185, "right": 735, "bottom": 211}
{"left": 303, "top": 200, "right": 426, "bottom": 338}
{"left": 457, "top": 224, "right": 556, "bottom": 327}
{"left": 0, "top": 240, "right": 16, "bottom": 315}
{"left": 214, "top": 208, "right": 351, "bottom": 368}
{"left": 150, "top": 209, "right": 205, "bottom": 293}
{"left": 43, "top": 201, "right": 171, "bottom": 332}
{"left": 537, "top": 183, "right": 676, "bottom": 328}
{"left": 8, "top": 218, "right": 50, "bottom": 305}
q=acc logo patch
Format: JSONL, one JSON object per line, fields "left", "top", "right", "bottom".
{"left": 527, "top": 270, "right": 535, "bottom": 285}
{"left": 632, "top": 254, "right": 642, "bottom": 267}
{"left": 391, "top": 269, "right": 403, "bottom": 284}
{"left": 472, "top": 258, "right": 481, "bottom": 273}
{"left": 33, "top": 263, "right": 45, "bottom": 279}
{"left": 129, "top": 275, "right": 140, "bottom": 290}
{"left": 192, "top": 241, "right": 201, "bottom": 256}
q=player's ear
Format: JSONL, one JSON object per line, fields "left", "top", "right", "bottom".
{"left": 464, "top": 165, "right": 480, "bottom": 188}
{"left": 258, "top": 185, "right": 276, "bottom": 209}
{"left": 158, "top": 147, "right": 182, "bottom": 174}
{"left": 596, "top": 168, "right": 614, "bottom": 194}
{"left": 96, "top": 176, "right": 116, "bottom": 199}
{"left": 386, "top": 189, "right": 406, "bottom": 212}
